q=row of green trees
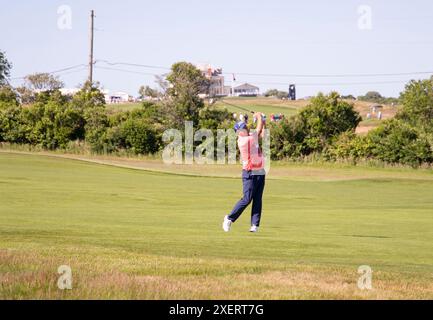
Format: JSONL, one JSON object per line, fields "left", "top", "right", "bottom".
{"left": 329, "top": 79, "right": 433, "bottom": 166}
{"left": 357, "top": 91, "right": 400, "bottom": 105}
{"left": 0, "top": 83, "right": 101, "bottom": 149}
{"left": 268, "top": 79, "right": 433, "bottom": 167}
{"left": 0, "top": 83, "right": 173, "bottom": 155}
{"left": 0, "top": 59, "right": 232, "bottom": 156}
{"left": 269, "top": 92, "right": 362, "bottom": 158}
{"left": 264, "top": 87, "right": 400, "bottom": 106}
{"left": 1, "top": 49, "right": 432, "bottom": 167}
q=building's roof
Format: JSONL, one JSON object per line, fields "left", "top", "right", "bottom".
{"left": 234, "top": 83, "right": 259, "bottom": 90}
{"left": 112, "top": 91, "right": 130, "bottom": 96}
{"left": 59, "top": 88, "right": 80, "bottom": 95}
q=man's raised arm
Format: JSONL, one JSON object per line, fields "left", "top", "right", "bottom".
{"left": 253, "top": 112, "right": 265, "bottom": 138}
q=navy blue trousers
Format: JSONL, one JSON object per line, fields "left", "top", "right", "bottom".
{"left": 228, "top": 170, "right": 265, "bottom": 226}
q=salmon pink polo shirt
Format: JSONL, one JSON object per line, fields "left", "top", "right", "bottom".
{"left": 237, "top": 131, "right": 265, "bottom": 173}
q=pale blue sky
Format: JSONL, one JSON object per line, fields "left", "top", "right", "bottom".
{"left": 1, "top": 0, "right": 433, "bottom": 98}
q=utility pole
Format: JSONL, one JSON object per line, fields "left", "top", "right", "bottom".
{"left": 88, "top": 10, "right": 95, "bottom": 83}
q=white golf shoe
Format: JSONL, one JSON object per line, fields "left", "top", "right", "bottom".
{"left": 249, "top": 225, "right": 259, "bottom": 233}
{"left": 222, "top": 215, "right": 232, "bottom": 232}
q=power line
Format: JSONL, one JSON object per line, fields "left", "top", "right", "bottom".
{"left": 56, "top": 66, "right": 89, "bottom": 77}
{"left": 45, "top": 64, "right": 88, "bottom": 75}
{"left": 9, "top": 64, "right": 88, "bottom": 81}
{"left": 222, "top": 71, "right": 433, "bottom": 78}
{"left": 95, "top": 59, "right": 170, "bottom": 71}
{"left": 94, "top": 65, "right": 161, "bottom": 76}
{"left": 7, "top": 58, "right": 430, "bottom": 89}
{"left": 95, "top": 58, "right": 432, "bottom": 78}
{"left": 251, "top": 80, "right": 409, "bottom": 86}
{"left": 92, "top": 64, "right": 412, "bottom": 87}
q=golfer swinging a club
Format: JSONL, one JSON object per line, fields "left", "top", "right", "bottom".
{"left": 223, "top": 112, "right": 266, "bottom": 233}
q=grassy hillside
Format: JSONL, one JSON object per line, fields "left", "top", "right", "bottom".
{"left": 213, "top": 97, "right": 308, "bottom": 117}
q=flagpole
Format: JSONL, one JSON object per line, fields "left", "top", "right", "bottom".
{"left": 231, "top": 74, "right": 236, "bottom": 97}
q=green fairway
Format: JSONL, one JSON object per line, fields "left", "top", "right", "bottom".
{"left": 1, "top": 152, "right": 433, "bottom": 299}
{"left": 216, "top": 102, "right": 298, "bottom": 117}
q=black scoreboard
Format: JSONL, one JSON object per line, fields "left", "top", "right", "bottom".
{"left": 288, "top": 84, "right": 296, "bottom": 100}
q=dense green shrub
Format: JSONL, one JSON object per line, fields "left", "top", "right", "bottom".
{"left": 71, "top": 81, "right": 106, "bottom": 111}
{"left": 83, "top": 105, "right": 109, "bottom": 153}
{"left": 298, "top": 92, "right": 362, "bottom": 152}
{"left": 0, "top": 87, "right": 96, "bottom": 150}
{"left": 326, "top": 131, "right": 371, "bottom": 161}
{"left": 198, "top": 106, "right": 232, "bottom": 131}
{"left": 85, "top": 106, "right": 163, "bottom": 155}
{"left": 28, "top": 95, "right": 85, "bottom": 149}
{"left": 0, "top": 104, "right": 29, "bottom": 143}
{"left": 140, "top": 101, "right": 166, "bottom": 128}
{"left": 366, "top": 119, "right": 433, "bottom": 166}
{"left": 269, "top": 92, "right": 361, "bottom": 159}
{"left": 0, "top": 85, "right": 18, "bottom": 107}
{"left": 328, "top": 119, "right": 433, "bottom": 166}
{"left": 119, "top": 117, "right": 160, "bottom": 154}
{"left": 269, "top": 117, "right": 305, "bottom": 159}
{"left": 357, "top": 91, "right": 400, "bottom": 105}
{"left": 397, "top": 78, "right": 433, "bottom": 132}
{"left": 327, "top": 78, "right": 433, "bottom": 166}
{"left": 264, "top": 89, "right": 288, "bottom": 99}
{"left": 0, "top": 90, "right": 86, "bottom": 149}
